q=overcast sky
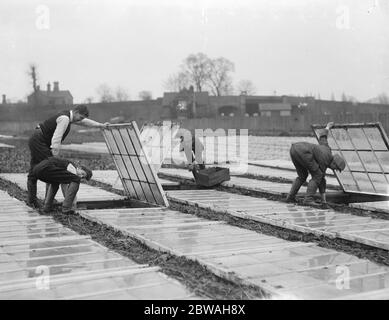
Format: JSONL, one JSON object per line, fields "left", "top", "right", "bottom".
{"left": 1, "top": 0, "right": 388, "bottom": 103}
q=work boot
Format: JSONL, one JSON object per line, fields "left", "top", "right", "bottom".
{"left": 286, "top": 178, "right": 304, "bottom": 203}
{"left": 320, "top": 202, "right": 330, "bottom": 209}
{"left": 62, "top": 210, "right": 76, "bottom": 215}
{"left": 303, "top": 179, "right": 318, "bottom": 206}
{"left": 27, "top": 178, "right": 40, "bottom": 208}
{"left": 43, "top": 184, "right": 59, "bottom": 213}
{"left": 62, "top": 182, "right": 80, "bottom": 214}
{"left": 61, "top": 184, "right": 77, "bottom": 211}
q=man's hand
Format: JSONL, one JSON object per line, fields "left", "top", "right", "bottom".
{"left": 101, "top": 122, "right": 110, "bottom": 128}
{"left": 51, "top": 148, "right": 60, "bottom": 156}
{"left": 326, "top": 122, "right": 334, "bottom": 130}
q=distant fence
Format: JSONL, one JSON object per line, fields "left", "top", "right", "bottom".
{"left": 0, "top": 121, "right": 36, "bottom": 134}
{"left": 177, "top": 113, "right": 389, "bottom": 136}
{"left": 3, "top": 105, "right": 389, "bottom": 137}
{"left": 178, "top": 116, "right": 307, "bottom": 136}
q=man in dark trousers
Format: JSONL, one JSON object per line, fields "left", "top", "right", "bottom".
{"left": 27, "top": 105, "right": 108, "bottom": 207}
{"left": 179, "top": 135, "right": 205, "bottom": 171}
{"left": 32, "top": 157, "right": 92, "bottom": 214}
{"left": 286, "top": 122, "right": 346, "bottom": 207}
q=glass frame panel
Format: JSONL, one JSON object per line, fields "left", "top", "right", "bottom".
{"left": 102, "top": 122, "right": 169, "bottom": 206}
{"left": 312, "top": 123, "right": 389, "bottom": 196}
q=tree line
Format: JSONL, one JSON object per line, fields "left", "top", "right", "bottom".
{"left": 93, "top": 84, "right": 152, "bottom": 103}
{"left": 163, "top": 52, "right": 257, "bottom": 96}
{"left": 25, "top": 61, "right": 388, "bottom": 104}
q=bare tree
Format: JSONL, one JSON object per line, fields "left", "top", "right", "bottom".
{"left": 139, "top": 90, "right": 152, "bottom": 100}
{"left": 237, "top": 80, "right": 257, "bottom": 95}
{"left": 163, "top": 72, "right": 190, "bottom": 92}
{"left": 27, "top": 63, "right": 38, "bottom": 93}
{"left": 348, "top": 95, "right": 358, "bottom": 104}
{"left": 181, "top": 52, "right": 211, "bottom": 92}
{"left": 207, "top": 57, "right": 235, "bottom": 96}
{"left": 84, "top": 96, "right": 94, "bottom": 104}
{"left": 341, "top": 92, "right": 358, "bottom": 103}
{"left": 96, "top": 84, "right": 114, "bottom": 102}
{"left": 377, "top": 93, "right": 389, "bottom": 104}
{"left": 115, "top": 86, "right": 129, "bottom": 101}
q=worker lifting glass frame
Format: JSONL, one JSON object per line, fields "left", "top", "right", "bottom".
{"left": 312, "top": 122, "right": 389, "bottom": 196}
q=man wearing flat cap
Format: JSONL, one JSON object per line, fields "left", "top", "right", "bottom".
{"left": 27, "top": 105, "right": 109, "bottom": 208}
{"left": 286, "top": 122, "right": 346, "bottom": 208}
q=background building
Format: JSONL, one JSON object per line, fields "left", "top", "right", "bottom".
{"left": 27, "top": 81, "right": 73, "bottom": 106}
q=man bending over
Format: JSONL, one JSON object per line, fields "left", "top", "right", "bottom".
{"left": 286, "top": 122, "right": 346, "bottom": 208}
{"left": 32, "top": 157, "right": 92, "bottom": 214}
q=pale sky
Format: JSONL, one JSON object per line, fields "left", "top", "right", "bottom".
{"left": 1, "top": 0, "right": 388, "bottom": 103}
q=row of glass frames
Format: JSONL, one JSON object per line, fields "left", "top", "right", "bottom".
{"left": 313, "top": 125, "right": 389, "bottom": 195}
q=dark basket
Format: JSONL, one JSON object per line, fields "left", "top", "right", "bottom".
{"left": 192, "top": 167, "right": 230, "bottom": 187}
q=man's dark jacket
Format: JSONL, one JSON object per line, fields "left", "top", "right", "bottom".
{"left": 292, "top": 138, "right": 333, "bottom": 174}
{"left": 32, "top": 157, "right": 81, "bottom": 185}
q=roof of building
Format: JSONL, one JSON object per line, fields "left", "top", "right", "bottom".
{"left": 259, "top": 103, "right": 291, "bottom": 111}
{"left": 163, "top": 91, "right": 209, "bottom": 106}
{"left": 28, "top": 90, "right": 73, "bottom": 99}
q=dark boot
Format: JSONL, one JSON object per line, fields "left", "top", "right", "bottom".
{"left": 27, "top": 177, "right": 40, "bottom": 208}
{"left": 303, "top": 179, "right": 318, "bottom": 206}
{"left": 62, "top": 182, "right": 80, "bottom": 214}
{"left": 61, "top": 184, "right": 77, "bottom": 211}
{"left": 43, "top": 184, "right": 59, "bottom": 213}
{"left": 286, "top": 177, "right": 304, "bottom": 203}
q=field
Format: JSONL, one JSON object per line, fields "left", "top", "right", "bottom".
{"left": 0, "top": 130, "right": 316, "bottom": 174}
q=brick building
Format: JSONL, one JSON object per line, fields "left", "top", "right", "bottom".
{"left": 27, "top": 81, "right": 73, "bottom": 107}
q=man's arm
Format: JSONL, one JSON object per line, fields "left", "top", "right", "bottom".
{"left": 47, "top": 156, "right": 72, "bottom": 169}
{"left": 317, "top": 122, "right": 334, "bottom": 146}
{"left": 48, "top": 157, "right": 79, "bottom": 177}
{"left": 51, "top": 116, "right": 70, "bottom": 156}
{"left": 75, "top": 118, "right": 109, "bottom": 128}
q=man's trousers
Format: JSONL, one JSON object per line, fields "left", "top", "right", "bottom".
{"left": 27, "top": 129, "right": 52, "bottom": 205}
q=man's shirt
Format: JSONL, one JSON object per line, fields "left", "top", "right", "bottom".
{"left": 51, "top": 110, "right": 102, "bottom": 155}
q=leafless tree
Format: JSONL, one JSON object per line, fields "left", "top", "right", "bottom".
{"left": 348, "top": 95, "right": 358, "bottom": 104}
{"left": 342, "top": 92, "right": 358, "bottom": 104}
{"left": 163, "top": 72, "right": 190, "bottom": 92}
{"left": 139, "top": 90, "right": 153, "bottom": 100}
{"left": 377, "top": 93, "right": 389, "bottom": 104}
{"left": 181, "top": 52, "right": 211, "bottom": 92}
{"left": 115, "top": 86, "right": 129, "bottom": 101}
{"left": 237, "top": 80, "right": 257, "bottom": 95}
{"left": 27, "top": 63, "right": 38, "bottom": 93}
{"left": 207, "top": 57, "right": 235, "bottom": 96}
{"left": 96, "top": 84, "right": 115, "bottom": 102}
{"left": 84, "top": 96, "right": 94, "bottom": 104}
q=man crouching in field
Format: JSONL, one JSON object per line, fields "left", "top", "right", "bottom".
{"left": 286, "top": 122, "right": 346, "bottom": 208}
{"left": 32, "top": 157, "right": 92, "bottom": 214}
